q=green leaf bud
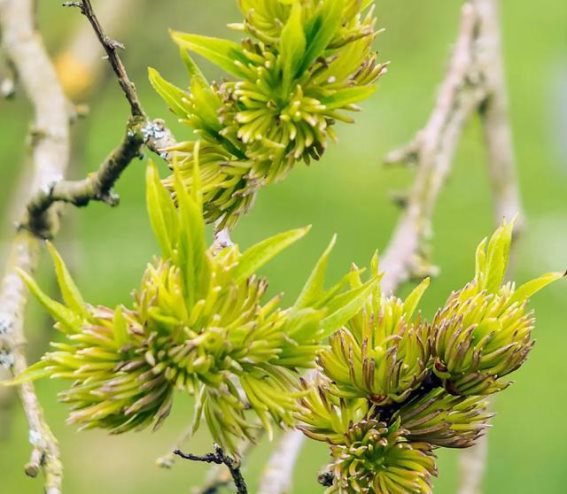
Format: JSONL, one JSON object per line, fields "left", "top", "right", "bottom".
{"left": 431, "top": 221, "right": 564, "bottom": 395}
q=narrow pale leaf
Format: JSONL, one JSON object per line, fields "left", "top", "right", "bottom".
{"left": 46, "top": 241, "right": 86, "bottom": 316}
{"left": 321, "top": 277, "right": 379, "bottom": 336}
{"left": 510, "top": 271, "right": 565, "bottom": 304}
{"left": 233, "top": 226, "right": 311, "bottom": 283}
{"left": 295, "top": 235, "right": 337, "bottom": 309}
{"left": 148, "top": 68, "right": 190, "bottom": 118}
{"left": 403, "top": 277, "right": 431, "bottom": 318}
{"left": 17, "top": 269, "right": 81, "bottom": 333}
{"left": 171, "top": 31, "right": 248, "bottom": 79}
{"left": 146, "top": 161, "right": 176, "bottom": 257}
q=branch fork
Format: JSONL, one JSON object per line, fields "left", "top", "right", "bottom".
{"left": 175, "top": 445, "right": 248, "bottom": 494}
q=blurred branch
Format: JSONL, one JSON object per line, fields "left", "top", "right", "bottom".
{"left": 175, "top": 445, "right": 248, "bottom": 494}
{"left": 257, "top": 428, "right": 306, "bottom": 494}
{"left": 458, "top": 406, "right": 490, "bottom": 494}
{"left": 0, "top": 0, "right": 173, "bottom": 489}
{"left": 55, "top": 0, "right": 138, "bottom": 99}
{"left": 474, "top": 0, "right": 524, "bottom": 230}
{"left": 380, "top": 3, "right": 484, "bottom": 294}
{"left": 381, "top": 0, "right": 523, "bottom": 296}
{"left": 458, "top": 1, "right": 524, "bottom": 493}
{"left": 0, "top": 55, "right": 16, "bottom": 98}
{"left": 0, "top": 0, "right": 71, "bottom": 491}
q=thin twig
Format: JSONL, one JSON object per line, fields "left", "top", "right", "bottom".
{"left": 55, "top": 0, "right": 139, "bottom": 98}
{"left": 191, "top": 436, "right": 256, "bottom": 494}
{"left": 0, "top": 0, "right": 71, "bottom": 491}
{"left": 63, "top": 0, "right": 144, "bottom": 117}
{"left": 175, "top": 445, "right": 248, "bottom": 494}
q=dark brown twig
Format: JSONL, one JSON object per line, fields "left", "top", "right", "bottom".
{"left": 55, "top": 0, "right": 139, "bottom": 98}
{"left": 175, "top": 445, "right": 248, "bottom": 494}
{"left": 62, "top": 0, "right": 144, "bottom": 117}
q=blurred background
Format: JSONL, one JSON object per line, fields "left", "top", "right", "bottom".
{"left": 1, "top": 0, "right": 566, "bottom": 492}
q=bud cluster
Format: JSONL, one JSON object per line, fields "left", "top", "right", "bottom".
{"left": 150, "top": 0, "right": 385, "bottom": 227}
{"left": 16, "top": 161, "right": 378, "bottom": 453}
{"left": 297, "top": 221, "right": 562, "bottom": 493}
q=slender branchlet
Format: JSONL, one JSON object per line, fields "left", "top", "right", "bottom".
{"left": 174, "top": 445, "right": 248, "bottom": 494}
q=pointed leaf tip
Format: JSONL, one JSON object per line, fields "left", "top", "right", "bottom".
{"left": 45, "top": 241, "right": 86, "bottom": 316}
{"left": 295, "top": 234, "right": 337, "bottom": 309}
{"left": 234, "top": 226, "right": 311, "bottom": 283}
{"left": 16, "top": 267, "right": 82, "bottom": 333}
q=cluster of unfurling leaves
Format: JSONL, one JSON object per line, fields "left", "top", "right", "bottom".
{"left": 296, "top": 221, "right": 563, "bottom": 493}
{"left": 14, "top": 159, "right": 378, "bottom": 454}
{"left": 149, "top": 0, "right": 385, "bottom": 228}
{"left": 7, "top": 1, "right": 564, "bottom": 492}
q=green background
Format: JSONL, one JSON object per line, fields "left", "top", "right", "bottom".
{"left": 1, "top": 1, "right": 566, "bottom": 492}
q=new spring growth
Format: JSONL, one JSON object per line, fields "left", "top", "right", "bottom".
{"left": 149, "top": 0, "right": 385, "bottom": 228}
{"left": 297, "top": 221, "right": 563, "bottom": 493}
{"left": 10, "top": 156, "right": 379, "bottom": 454}
{"left": 432, "top": 219, "right": 564, "bottom": 395}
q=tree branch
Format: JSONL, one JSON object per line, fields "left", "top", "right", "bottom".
{"left": 190, "top": 437, "right": 256, "bottom": 494}
{"left": 257, "top": 429, "right": 306, "bottom": 494}
{"left": 380, "top": 3, "right": 485, "bottom": 294}
{"left": 20, "top": 2, "right": 175, "bottom": 239}
{"left": 458, "top": 1, "right": 525, "bottom": 493}
{"left": 62, "top": 0, "right": 143, "bottom": 117}
{"left": 0, "top": 0, "right": 174, "bottom": 488}
{"left": 0, "top": 0, "right": 71, "bottom": 490}
{"left": 55, "top": 0, "right": 139, "bottom": 99}
{"left": 474, "top": 0, "right": 524, "bottom": 230}
{"left": 175, "top": 445, "right": 248, "bottom": 494}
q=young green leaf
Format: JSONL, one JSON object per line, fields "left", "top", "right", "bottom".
{"left": 233, "top": 226, "right": 311, "bottom": 283}
{"left": 294, "top": 234, "right": 337, "bottom": 309}
{"left": 17, "top": 268, "right": 82, "bottom": 334}
{"left": 179, "top": 48, "right": 210, "bottom": 88}
{"left": 509, "top": 271, "right": 565, "bottom": 304}
{"left": 321, "top": 277, "right": 379, "bottom": 336}
{"left": 146, "top": 161, "right": 176, "bottom": 258}
{"left": 148, "top": 68, "right": 190, "bottom": 119}
{"left": 483, "top": 220, "right": 514, "bottom": 293}
{"left": 171, "top": 31, "right": 248, "bottom": 79}
{"left": 321, "top": 86, "right": 377, "bottom": 110}
{"left": 279, "top": 2, "right": 306, "bottom": 91}
{"left": 301, "top": 0, "right": 345, "bottom": 71}
{"left": 46, "top": 241, "right": 87, "bottom": 316}
{"left": 403, "top": 277, "right": 431, "bottom": 318}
